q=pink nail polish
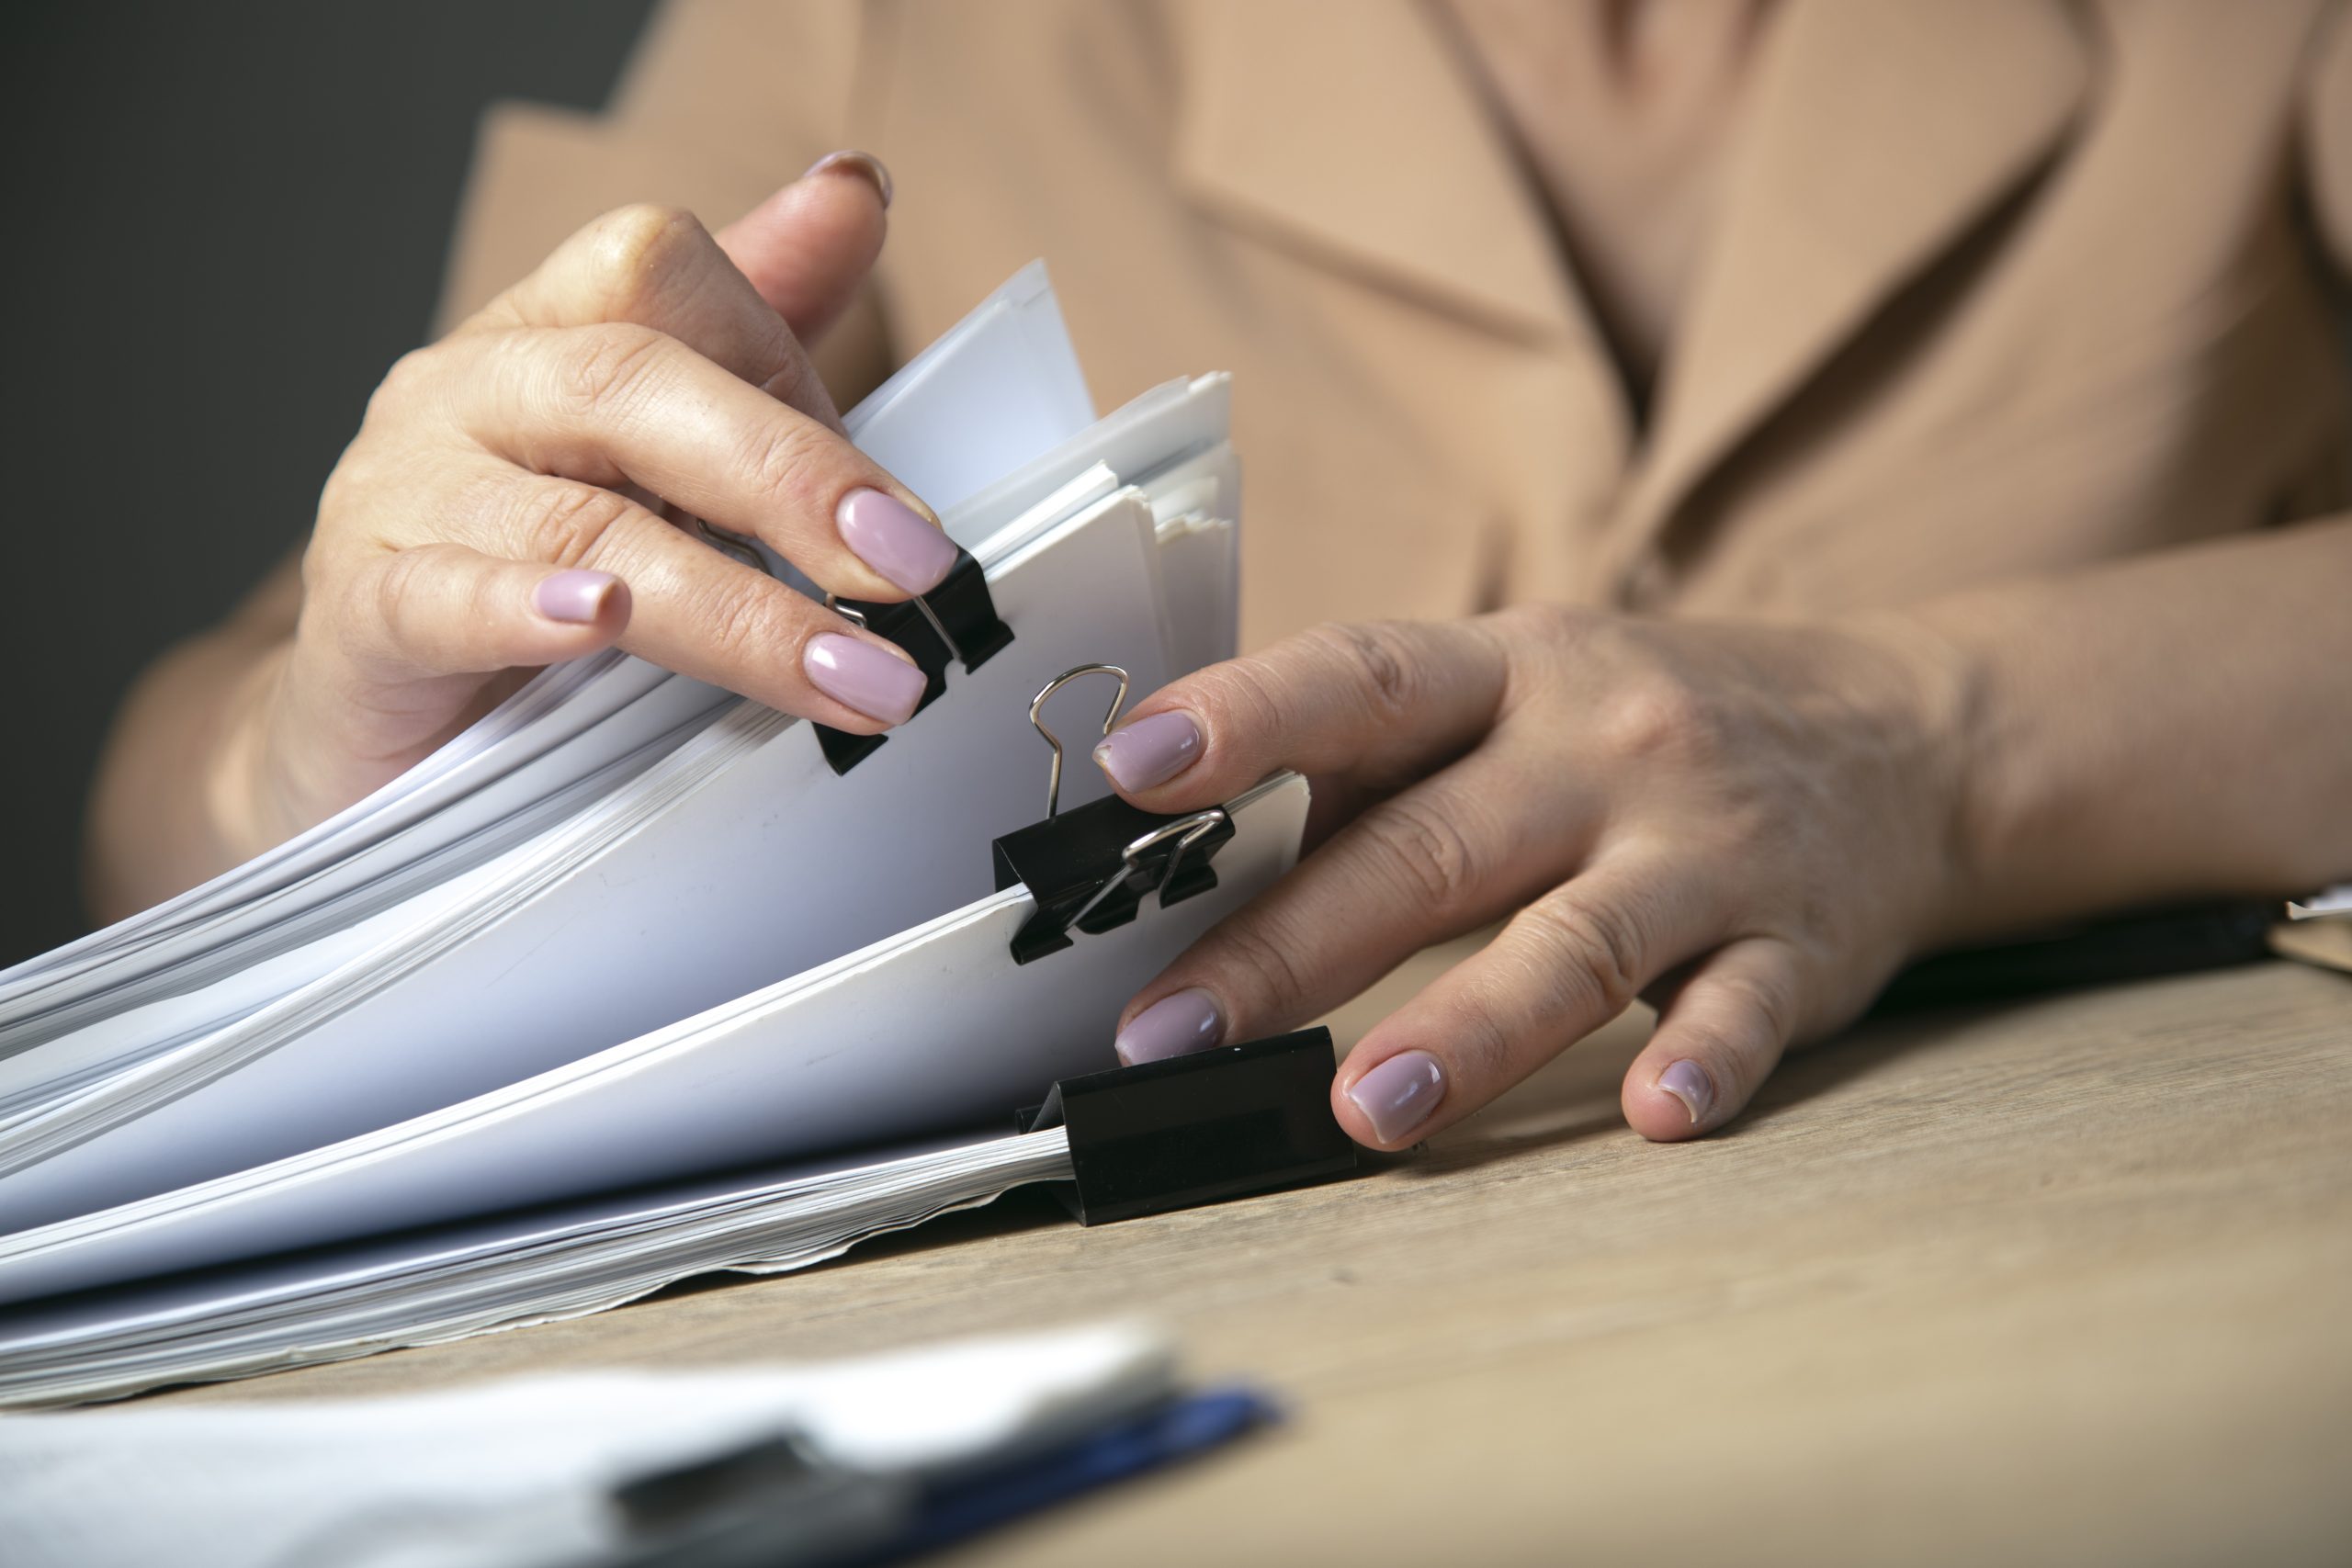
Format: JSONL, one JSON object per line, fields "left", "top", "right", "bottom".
{"left": 805, "top": 633, "right": 925, "bottom": 726}
{"left": 1115, "top": 989, "right": 1225, "bottom": 1066}
{"left": 1093, "top": 712, "right": 1203, "bottom": 793}
{"left": 534, "top": 570, "right": 619, "bottom": 625}
{"left": 1347, "top": 1051, "right": 1445, "bottom": 1144}
{"left": 1657, "top": 1060, "right": 1714, "bottom": 1124}
{"left": 837, "top": 489, "right": 956, "bottom": 594}
{"left": 800, "top": 150, "right": 893, "bottom": 209}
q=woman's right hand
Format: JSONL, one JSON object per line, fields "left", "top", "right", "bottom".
{"left": 229, "top": 153, "right": 947, "bottom": 862}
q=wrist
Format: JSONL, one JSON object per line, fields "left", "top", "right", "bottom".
{"left": 1831, "top": 607, "right": 1995, "bottom": 952}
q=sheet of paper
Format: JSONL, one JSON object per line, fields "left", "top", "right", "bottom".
{"left": 951, "top": 374, "right": 1228, "bottom": 558}
{"left": 0, "top": 848, "right": 535, "bottom": 1128}
{"left": 1145, "top": 443, "right": 1243, "bottom": 677}
{"left": 0, "top": 671, "right": 729, "bottom": 1056}
{"left": 0, "top": 657, "right": 654, "bottom": 1012}
{"left": 2286, "top": 883, "right": 2352, "bottom": 919}
{"left": 845, "top": 261, "right": 1096, "bottom": 534}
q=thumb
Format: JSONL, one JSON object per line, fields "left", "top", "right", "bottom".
{"left": 715, "top": 152, "right": 891, "bottom": 343}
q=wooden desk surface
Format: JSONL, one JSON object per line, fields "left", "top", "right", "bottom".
{"left": 164, "top": 956, "right": 2352, "bottom": 1566}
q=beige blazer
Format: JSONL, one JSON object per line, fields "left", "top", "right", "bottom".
{"left": 439, "top": 0, "right": 2352, "bottom": 650}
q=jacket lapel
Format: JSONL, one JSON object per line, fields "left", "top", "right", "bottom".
{"left": 1617, "top": 0, "right": 2091, "bottom": 558}
{"left": 1170, "top": 0, "right": 2091, "bottom": 600}
{"left": 1168, "top": 0, "right": 1585, "bottom": 344}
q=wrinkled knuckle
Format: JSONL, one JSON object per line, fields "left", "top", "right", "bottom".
{"left": 357, "top": 548, "right": 437, "bottom": 659}
{"left": 555, "top": 321, "right": 671, "bottom": 419}
{"left": 734, "top": 418, "right": 833, "bottom": 517}
{"left": 753, "top": 335, "right": 823, "bottom": 409}
{"left": 1496, "top": 601, "right": 1594, "bottom": 658}
{"left": 695, "top": 581, "right": 801, "bottom": 674}
{"left": 1492, "top": 601, "right": 1578, "bottom": 643}
{"left": 1305, "top": 620, "right": 1420, "bottom": 723}
{"left": 1366, "top": 793, "right": 1483, "bottom": 917}
{"left": 514, "top": 483, "right": 638, "bottom": 570}
{"left": 1598, "top": 675, "right": 1717, "bottom": 763}
{"left": 1205, "top": 650, "right": 1292, "bottom": 741}
{"left": 1520, "top": 891, "right": 1648, "bottom": 1016}
{"left": 577, "top": 202, "right": 707, "bottom": 316}
{"left": 1214, "top": 917, "right": 1316, "bottom": 1019}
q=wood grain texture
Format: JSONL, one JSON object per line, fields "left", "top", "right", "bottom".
{"left": 158, "top": 956, "right": 2352, "bottom": 1566}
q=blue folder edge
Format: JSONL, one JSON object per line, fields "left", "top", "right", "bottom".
{"left": 851, "top": 1385, "right": 1282, "bottom": 1565}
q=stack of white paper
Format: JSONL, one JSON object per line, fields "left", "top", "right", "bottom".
{"left": 0, "top": 266, "right": 1291, "bottom": 1406}
{"left": 0, "top": 1132, "right": 1082, "bottom": 1409}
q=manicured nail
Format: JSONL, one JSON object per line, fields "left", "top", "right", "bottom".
{"left": 837, "top": 489, "right": 956, "bottom": 594}
{"left": 1347, "top": 1051, "right": 1446, "bottom": 1145}
{"left": 1657, "top": 1060, "right": 1714, "bottom": 1124}
{"left": 805, "top": 634, "right": 925, "bottom": 725}
{"left": 1093, "top": 712, "right": 1203, "bottom": 792}
{"left": 534, "top": 570, "right": 620, "bottom": 625}
{"left": 1115, "top": 989, "right": 1225, "bottom": 1066}
{"left": 801, "top": 150, "right": 892, "bottom": 209}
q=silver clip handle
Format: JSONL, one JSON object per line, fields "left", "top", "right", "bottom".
{"left": 692, "top": 518, "right": 772, "bottom": 575}
{"left": 1066, "top": 807, "right": 1229, "bottom": 933}
{"left": 1029, "top": 664, "right": 1130, "bottom": 818}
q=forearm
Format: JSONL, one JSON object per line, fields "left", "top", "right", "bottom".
{"left": 1894, "top": 515, "right": 2352, "bottom": 944}
{"left": 83, "top": 556, "right": 300, "bottom": 924}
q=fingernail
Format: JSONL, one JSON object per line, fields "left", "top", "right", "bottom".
{"left": 801, "top": 150, "right": 892, "bottom": 209}
{"left": 805, "top": 633, "right": 925, "bottom": 725}
{"left": 1347, "top": 1051, "right": 1446, "bottom": 1145}
{"left": 534, "top": 570, "right": 620, "bottom": 625}
{"left": 1115, "top": 989, "right": 1225, "bottom": 1066}
{"left": 837, "top": 489, "right": 956, "bottom": 594}
{"left": 1657, "top": 1060, "right": 1714, "bottom": 1124}
{"left": 1093, "top": 712, "right": 1203, "bottom": 792}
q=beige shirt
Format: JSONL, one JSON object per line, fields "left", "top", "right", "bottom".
{"left": 439, "top": 0, "right": 2352, "bottom": 650}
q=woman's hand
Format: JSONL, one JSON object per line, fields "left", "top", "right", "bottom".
{"left": 1093, "top": 605, "right": 1975, "bottom": 1145}
{"left": 225, "top": 154, "right": 948, "bottom": 862}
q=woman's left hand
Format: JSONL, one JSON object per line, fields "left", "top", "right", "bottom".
{"left": 1092, "top": 604, "right": 1975, "bottom": 1146}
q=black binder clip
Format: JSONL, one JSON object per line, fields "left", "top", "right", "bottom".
{"left": 1015, "top": 1027, "right": 1359, "bottom": 1224}
{"left": 812, "top": 546, "right": 1014, "bottom": 774}
{"left": 990, "top": 665, "right": 1238, "bottom": 964}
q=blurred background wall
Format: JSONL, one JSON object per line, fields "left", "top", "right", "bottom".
{"left": 0, "top": 2, "right": 657, "bottom": 964}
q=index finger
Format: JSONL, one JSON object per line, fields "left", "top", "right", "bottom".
{"left": 1092, "top": 619, "right": 1511, "bottom": 809}
{"left": 468, "top": 201, "right": 842, "bottom": 431}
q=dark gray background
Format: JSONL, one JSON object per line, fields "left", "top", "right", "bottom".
{"left": 0, "top": 2, "right": 656, "bottom": 964}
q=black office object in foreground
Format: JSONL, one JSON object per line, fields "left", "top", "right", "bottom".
{"left": 1018, "top": 1027, "right": 1359, "bottom": 1224}
{"left": 1869, "top": 899, "right": 2279, "bottom": 1014}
